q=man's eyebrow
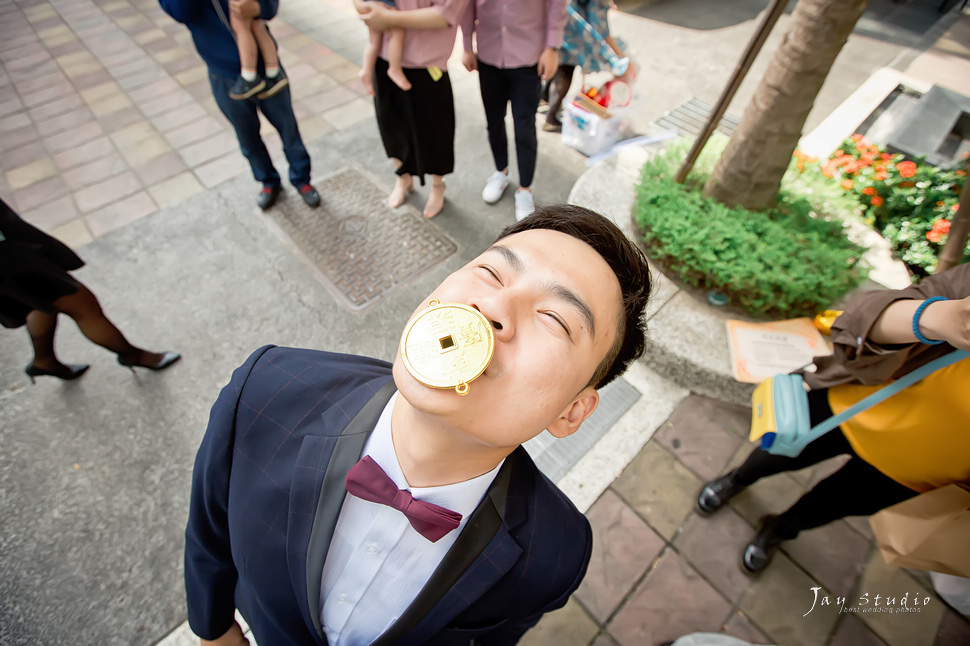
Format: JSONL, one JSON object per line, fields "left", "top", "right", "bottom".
{"left": 486, "top": 243, "right": 596, "bottom": 337}
{"left": 485, "top": 244, "right": 525, "bottom": 273}
{"left": 547, "top": 283, "right": 596, "bottom": 338}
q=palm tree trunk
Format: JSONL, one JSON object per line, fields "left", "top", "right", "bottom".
{"left": 704, "top": 0, "right": 870, "bottom": 210}
{"left": 936, "top": 164, "right": 970, "bottom": 273}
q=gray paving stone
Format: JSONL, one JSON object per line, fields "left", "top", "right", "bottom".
{"left": 608, "top": 548, "right": 731, "bottom": 646}
{"left": 737, "top": 552, "right": 837, "bottom": 646}
{"left": 653, "top": 394, "right": 746, "bottom": 481}
{"left": 576, "top": 489, "right": 665, "bottom": 623}
{"left": 853, "top": 552, "right": 945, "bottom": 646}
{"left": 782, "top": 520, "right": 871, "bottom": 599}
{"left": 830, "top": 614, "right": 888, "bottom": 646}
{"left": 612, "top": 441, "right": 701, "bottom": 540}
{"left": 674, "top": 509, "right": 756, "bottom": 603}
{"left": 722, "top": 610, "right": 774, "bottom": 645}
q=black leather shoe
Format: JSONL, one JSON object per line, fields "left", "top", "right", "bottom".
{"left": 25, "top": 362, "right": 90, "bottom": 384}
{"left": 741, "top": 515, "right": 785, "bottom": 575}
{"left": 297, "top": 183, "right": 320, "bottom": 207}
{"left": 696, "top": 469, "right": 744, "bottom": 515}
{"left": 257, "top": 184, "right": 282, "bottom": 210}
{"left": 118, "top": 351, "right": 181, "bottom": 372}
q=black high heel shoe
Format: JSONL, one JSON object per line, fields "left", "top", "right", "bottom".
{"left": 25, "top": 362, "right": 90, "bottom": 384}
{"left": 118, "top": 351, "right": 181, "bottom": 373}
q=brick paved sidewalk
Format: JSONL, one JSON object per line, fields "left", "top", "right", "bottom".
{"left": 0, "top": 0, "right": 370, "bottom": 247}
{"left": 521, "top": 395, "right": 970, "bottom": 646}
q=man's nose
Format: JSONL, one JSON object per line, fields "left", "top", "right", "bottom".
{"left": 470, "top": 300, "right": 513, "bottom": 342}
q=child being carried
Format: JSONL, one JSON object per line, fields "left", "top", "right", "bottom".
{"left": 228, "top": 0, "right": 289, "bottom": 101}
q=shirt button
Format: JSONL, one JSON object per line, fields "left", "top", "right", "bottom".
{"left": 338, "top": 594, "right": 347, "bottom": 604}
{"left": 367, "top": 545, "right": 378, "bottom": 554}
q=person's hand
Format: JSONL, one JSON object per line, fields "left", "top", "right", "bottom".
{"left": 920, "top": 295, "right": 970, "bottom": 351}
{"left": 200, "top": 622, "right": 250, "bottom": 646}
{"left": 537, "top": 47, "right": 559, "bottom": 82}
{"left": 360, "top": 2, "right": 394, "bottom": 31}
{"left": 462, "top": 50, "right": 478, "bottom": 72}
{"left": 229, "top": 0, "right": 260, "bottom": 19}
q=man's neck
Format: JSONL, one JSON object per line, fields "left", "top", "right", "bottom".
{"left": 390, "top": 396, "right": 510, "bottom": 488}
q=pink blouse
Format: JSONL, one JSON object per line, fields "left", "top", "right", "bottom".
{"left": 379, "top": 0, "right": 470, "bottom": 70}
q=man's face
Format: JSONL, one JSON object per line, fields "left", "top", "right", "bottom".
{"left": 393, "top": 229, "right": 622, "bottom": 449}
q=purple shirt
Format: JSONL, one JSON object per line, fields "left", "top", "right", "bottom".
{"left": 460, "top": 0, "right": 568, "bottom": 69}
{"left": 380, "top": 0, "right": 470, "bottom": 70}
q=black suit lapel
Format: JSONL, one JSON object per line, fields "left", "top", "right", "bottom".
{"left": 372, "top": 452, "right": 522, "bottom": 645}
{"left": 303, "top": 380, "right": 397, "bottom": 641}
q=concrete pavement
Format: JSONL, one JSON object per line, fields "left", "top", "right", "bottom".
{"left": 2, "top": 0, "right": 969, "bottom": 644}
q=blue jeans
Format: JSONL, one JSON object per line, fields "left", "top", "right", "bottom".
{"left": 209, "top": 71, "right": 311, "bottom": 188}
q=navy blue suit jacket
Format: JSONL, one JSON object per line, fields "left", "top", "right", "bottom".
{"left": 185, "top": 346, "right": 592, "bottom": 644}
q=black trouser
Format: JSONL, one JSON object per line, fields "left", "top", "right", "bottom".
{"left": 734, "top": 389, "right": 920, "bottom": 539}
{"left": 477, "top": 60, "right": 541, "bottom": 188}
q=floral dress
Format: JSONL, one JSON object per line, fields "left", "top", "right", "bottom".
{"left": 560, "top": 0, "right": 629, "bottom": 76}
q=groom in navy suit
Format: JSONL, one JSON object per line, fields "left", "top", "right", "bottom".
{"left": 185, "top": 205, "right": 653, "bottom": 645}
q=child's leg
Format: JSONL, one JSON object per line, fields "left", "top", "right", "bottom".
{"left": 359, "top": 27, "right": 382, "bottom": 96}
{"left": 230, "top": 12, "right": 259, "bottom": 78}
{"left": 385, "top": 27, "right": 411, "bottom": 92}
{"left": 250, "top": 19, "right": 279, "bottom": 72}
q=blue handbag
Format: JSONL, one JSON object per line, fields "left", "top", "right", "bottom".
{"left": 749, "top": 350, "right": 968, "bottom": 458}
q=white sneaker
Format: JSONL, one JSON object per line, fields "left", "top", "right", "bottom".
{"left": 482, "top": 170, "right": 510, "bottom": 204}
{"left": 514, "top": 189, "right": 534, "bottom": 221}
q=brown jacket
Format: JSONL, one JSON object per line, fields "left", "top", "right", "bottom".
{"left": 805, "top": 263, "right": 970, "bottom": 390}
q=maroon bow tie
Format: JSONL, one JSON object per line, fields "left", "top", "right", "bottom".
{"left": 344, "top": 455, "right": 462, "bottom": 542}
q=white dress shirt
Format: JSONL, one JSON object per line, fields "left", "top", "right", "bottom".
{"left": 319, "top": 393, "right": 504, "bottom": 646}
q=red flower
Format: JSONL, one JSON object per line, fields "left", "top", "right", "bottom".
{"left": 874, "top": 171, "right": 887, "bottom": 181}
{"left": 881, "top": 153, "right": 892, "bottom": 161}
{"left": 851, "top": 134, "right": 864, "bottom": 142}
{"left": 870, "top": 196, "right": 884, "bottom": 207}
{"left": 841, "top": 179, "right": 854, "bottom": 190}
{"left": 957, "top": 170, "right": 967, "bottom": 176}
{"left": 954, "top": 204, "right": 961, "bottom": 212}
{"left": 899, "top": 181, "right": 916, "bottom": 189}
{"left": 897, "top": 161, "right": 917, "bottom": 178}
{"left": 863, "top": 187, "right": 877, "bottom": 196}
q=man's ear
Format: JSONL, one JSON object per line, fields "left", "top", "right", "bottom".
{"left": 547, "top": 387, "right": 600, "bottom": 439}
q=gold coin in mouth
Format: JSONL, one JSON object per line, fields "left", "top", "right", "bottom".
{"left": 400, "top": 300, "right": 495, "bottom": 396}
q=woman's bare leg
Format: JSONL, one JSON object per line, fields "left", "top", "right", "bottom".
{"left": 423, "top": 174, "right": 445, "bottom": 219}
{"left": 388, "top": 157, "right": 414, "bottom": 208}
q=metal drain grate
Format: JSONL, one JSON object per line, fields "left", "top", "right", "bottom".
{"left": 656, "top": 97, "right": 739, "bottom": 139}
{"left": 524, "top": 377, "right": 641, "bottom": 483}
{"left": 266, "top": 167, "right": 458, "bottom": 311}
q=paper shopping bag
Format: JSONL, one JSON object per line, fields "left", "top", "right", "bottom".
{"left": 869, "top": 483, "right": 970, "bottom": 578}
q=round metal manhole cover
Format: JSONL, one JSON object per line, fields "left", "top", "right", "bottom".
{"left": 338, "top": 215, "right": 368, "bottom": 237}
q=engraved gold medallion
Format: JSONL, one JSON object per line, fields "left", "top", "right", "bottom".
{"left": 400, "top": 300, "right": 494, "bottom": 396}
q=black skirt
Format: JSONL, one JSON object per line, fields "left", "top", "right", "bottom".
{"left": 373, "top": 57, "right": 455, "bottom": 185}
{"left": 0, "top": 197, "right": 83, "bottom": 329}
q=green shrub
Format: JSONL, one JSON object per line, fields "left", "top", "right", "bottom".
{"left": 634, "top": 138, "right": 868, "bottom": 318}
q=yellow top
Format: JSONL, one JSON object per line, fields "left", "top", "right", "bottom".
{"left": 827, "top": 358, "right": 970, "bottom": 493}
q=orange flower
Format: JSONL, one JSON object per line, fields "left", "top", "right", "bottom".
{"left": 899, "top": 181, "right": 916, "bottom": 188}
{"left": 863, "top": 187, "right": 877, "bottom": 196}
{"left": 897, "top": 161, "right": 917, "bottom": 178}
{"left": 954, "top": 204, "right": 961, "bottom": 212}
{"left": 851, "top": 134, "right": 863, "bottom": 142}
{"left": 834, "top": 150, "right": 844, "bottom": 157}
{"left": 870, "top": 196, "right": 884, "bottom": 207}
{"left": 874, "top": 171, "right": 887, "bottom": 181}
{"left": 957, "top": 170, "right": 968, "bottom": 176}
{"left": 881, "top": 153, "right": 892, "bottom": 161}
{"left": 841, "top": 179, "right": 854, "bottom": 190}
{"left": 937, "top": 201, "right": 945, "bottom": 207}
{"left": 927, "top": 219, "right": 951, "bottom": 243}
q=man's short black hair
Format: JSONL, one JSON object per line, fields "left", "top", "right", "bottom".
{"left": 496, "top": 204, "right": 652, "bottom": 389}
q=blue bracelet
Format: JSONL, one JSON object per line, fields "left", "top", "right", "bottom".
{"left": 912, "top": 297, "right": 947, "bottom": 345}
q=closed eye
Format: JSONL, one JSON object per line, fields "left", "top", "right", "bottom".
{"left": 542, "top": 311, "right": 571, "bottom": 336}
{"left": 478, "top": 265, "right": 503, "bottom": 285}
